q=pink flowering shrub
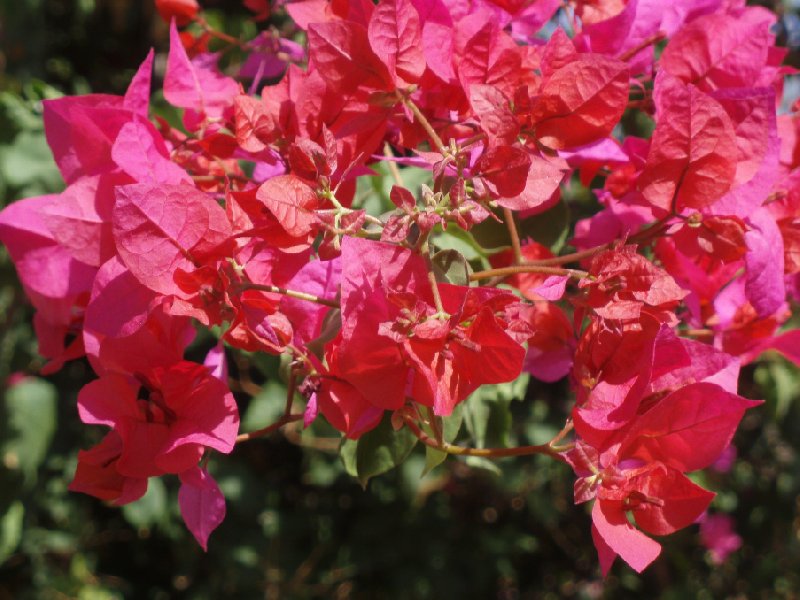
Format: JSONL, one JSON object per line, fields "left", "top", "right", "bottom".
{"left": 1, "top": 0, "right": 798, "bottom": 575}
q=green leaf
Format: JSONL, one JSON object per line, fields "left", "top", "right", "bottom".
{"left": 464, "top": 456, "right": 502, "bottom": 476}
{"left": 241, "top": 381, "right": 287, "bottom": 432}
{"left": 424, "top": 446, "right": 448, "bottom": 477}
{"left": 2, "top": 377, "right": 57, "bottom": 486}
{"left": 421, "top": 404, "right": 464, "bottom": 477}
{"left": 754, "top": 359, "right": 800, "bottom": 421}
{"left": 470, "top": 210, "right": 510, "bottom": 251}
{"left": 340, "top": 437, "right": 358, "bottom": 478}
{"left": 463, "top": 376, "right": 529, "bottom": 449}
{"left": 340, "top": 414, "right": 417, "bottom": 488}
{"left": 121, "top": 477, "right": 168, "bottom": 530}
{"left": 0, "top": 91, "right": 43, "bottom": 133}
{"left": 0, "top": 129, "right": 63, "bottom": 196}
{"left": 357, "top": 163, "right": 433, "bottom": 216}
{"left": 0, "top": 501, "right": 24, "bottom": 565}
{"left": 516, "top": 200, "right": 570, "bottom": 253}
{"left": 470, "top": 201, "right": 569, "bottom": 253}
{"left": 434, "top": 225, "right": 489, "bottom": 263}
{"left": 431, "top": 248, "right": 472, "bottom": 286}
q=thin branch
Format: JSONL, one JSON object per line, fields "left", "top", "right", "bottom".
{"left": 383, "top": 142, "right": 404, "bottom": 187}
{"left": 400, "top": 94, "right": 447, "bottom": 155}
{"left": 619, "top": 31, "right": 666, "bottom": 62}
{"left": 238, "top": 283, "right": 340, "bottom": 308}
{"left": 236, "top": 414, "right": 304, "bottom": 443}
{"left": 425, "top": 406, "right": 444, "bottom": 446}
{"left": 682, "top": 328, "right": 715, "bottom": 339}
{"left": 470, "top": 264, "right": 587, "bottom": 282}
{"left": 519, "top": 215, "right": 673, "bottom": 268}
{"left": 197, "top": 18, "right": 247, "bottom": 48}
{"left": 403, "top": 415, "right": 564, "bottom": 460}
{"left": 421, "top": 240, "right": 446, "bottom": 314}
{"left": 503, "top": 207, "right": 523, "bottom": 264}
{"left": 284, "top": 372, "right": 298, "bottom": 416}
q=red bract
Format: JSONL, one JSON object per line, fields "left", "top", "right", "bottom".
{"left": 334, "top": 237, "right": 525, "bottom": 416}
{"left": 469, "top": 84, "right": 519, "bottom": 145}
{"left": 477, "top": 145, "right": 531, "bottom": 198}
{"left": 660, "top": 8, "right": 776, "bottom": 92}
{"left": 670, "top": 215, "right": 747, "bottom": 263}
{"left": 569, "top": 379, "right": 759, "bottom": 573}
{"left": 112, "top": 183, "right": 233, "bottom": 298}
{"left": 155, "top": 0, "right": 200, "bottom": 26}
{"left": 76, "top": 361, "right": 239, "bottom": 477}
{"left": 531, "top": 54, "right": 629, "bottom": 150}
{"left": 619, "top": 383, "right": 760, "bottom": 472}
{"left": 111, "top": 120, "right": 192, "bottom": 185}
{"left": 69, "top": 431, "right": 148, "bottom": 505}
{"left": 178, "top": 467, "right": 227, "bottom": 551}
{"left": 308, "top": 21, "right": 392, "bottom": 92}
{"left": 368, "top": 0, "right": 426, "bottom": 86}
{"left": 578, "top": 246, "right": 687, "bottom": 324}
{"left": 255, "top": 174, "right": 319, "bottom": 239}
{"left": 164, "top": 21, "right": 240, "bottom": 120}
{"left": 243, "top": 0, "right": 269, "bottom": 21}
{"left": 234, "top": 94, "right": 279, "bottom": 152}
{"left": 638, "top": 73, "right": 738, "bottom": 213}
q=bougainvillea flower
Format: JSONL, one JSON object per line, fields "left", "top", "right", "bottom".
{"left": 77, "top": 361, "right": 239, "bottom": 478}
{"left": 334, "top": 236, "right": 525, "bottom": 416}
{"left": 568, "top": 381, "right": 759, "bottom": 573}
{"left": 637, "top": 73, "right": 738, "bottom": 214}
{"left": 69, "top": 430, "right": 148, "bottom": 505}
{"left": 578, "top": 245, "right": 687, "bottom": 324}
{"left": 178, "top": 466, "right": 227, "bottom": 551}
{"left": 164, "top": 20, "right": 240, "bottom": 122}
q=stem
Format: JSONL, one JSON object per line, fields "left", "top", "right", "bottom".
{"left": 469, "top": 265, "right": 587, "bottom": 282}
{"left": 619, "top": 31, "right": 666, "bottom": 62}
{"left": 549, "top": 420, "right": 574, "bottom": 448}
{"left": 420, "top": 239, "right": 446, "bottom": 314}
{"left": 236, "top": 414, "right": 304, "bottom": 443}
{"left": 383, "top": 142, "right": 404, "bottom": 187}
{"left": 192, "top": 174, "right": 249, "bottom": 183}
{"left": 519, "top": 215, "right": 674, "bottom": 268}
{"left": 629, "top": 216, "right": 672, "bottom": 244}
{"left": 400, "top": 94, "right": 447, "bottom": 155}
{"left": 503, "top": 207, "right": 523, "bottom": 264}
{"left": 682, "top": 328, "right": 715, "bottom": 339}
{"left": 404, "top": 416, "right": 563, "bottom": 460}
{"left": 522, "top": 246, "right": 609, "bottom": 267}
{"left": 238, "top": 283, "right": 340, "bottom": 308}
{"left": 197, "top": 18, "right": 246, "bottom": 48}
{"left": 426, "top": 406, "right": 444, "bottom": 445}
{"left": 458, "top": 132, "right": 488, "bottom": 150}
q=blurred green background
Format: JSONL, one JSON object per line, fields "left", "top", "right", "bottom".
{"left": 2, "top": 1, "right": 800, "bottom": 598}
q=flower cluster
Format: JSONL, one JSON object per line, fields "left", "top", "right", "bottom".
{"left": 1, "top": 0, "right": 797, "bottom": 570}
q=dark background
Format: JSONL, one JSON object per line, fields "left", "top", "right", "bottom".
{"left": 1, "top": 1, "right": 800, "bottom": 598}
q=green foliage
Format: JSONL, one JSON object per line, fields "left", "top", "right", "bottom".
{"left": 471, "top": 201, "right": 570, "bottom": 252}
{"left": 431, "top": 248, "right": 473, "bottom": 285}
{"left": 423, "top": 405, "right": 464, "bottom": 476}
{"left": 2, "top": 377, "right": 58, "bottom": 487}
{"left": 341, "top": 414, "right": 418, "bottom": 488}
{"left": 0, "top": 82, "right": 64, "bottom": 203}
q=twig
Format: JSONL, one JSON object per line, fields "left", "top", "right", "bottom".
{"left": 236, "top": 414, "right": 304, "bottom": 443}
{"left": 470, "top": 265, "right": 587, "bottom": 282}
